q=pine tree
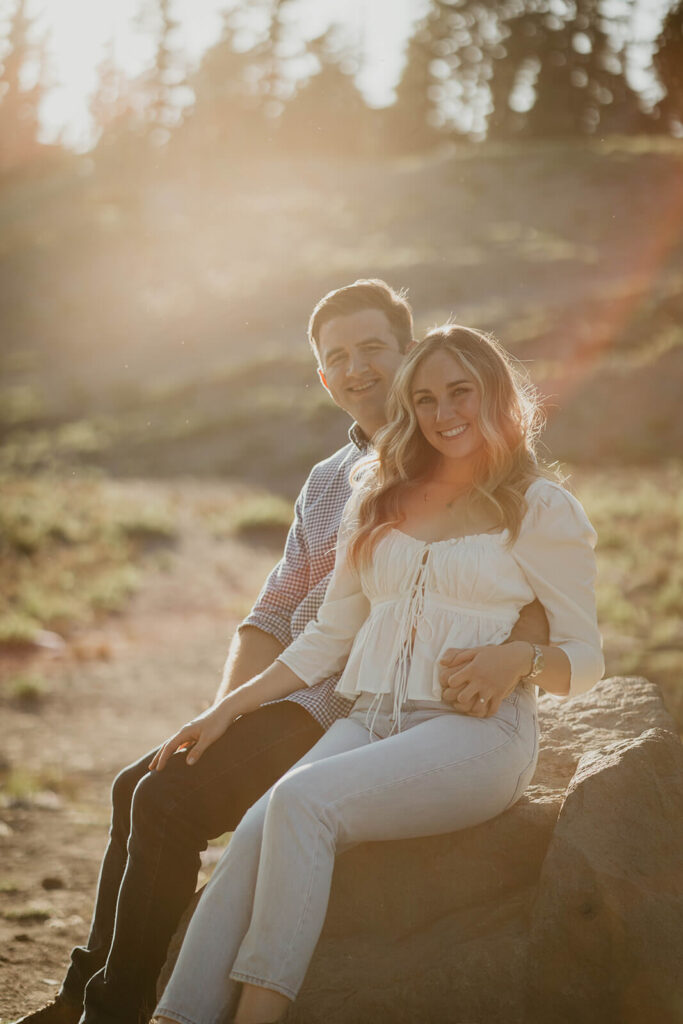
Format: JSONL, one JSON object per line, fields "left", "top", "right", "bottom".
{"left": 0, "top": 0, "right": 50, "bottom": 172}
{"left": 278, "top": 32, "right": 375, "bottom": 156}
{"left": 654, "top": 0, "right": 683, "bottom": 130}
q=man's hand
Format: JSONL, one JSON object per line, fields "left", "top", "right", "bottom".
{"left": 439, "top": 642, "right": 533, "bottom": 717}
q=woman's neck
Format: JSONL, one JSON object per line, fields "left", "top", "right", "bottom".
{"left": 427, "top": 455, "right": 478, "bottom": 490}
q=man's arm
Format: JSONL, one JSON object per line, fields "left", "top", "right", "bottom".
{"left": 507, "top": 598, "right": 549, "bottom": 646}
{"left": 439, "top": 599, "right": 549, "bottom": 714}
{"left": 213, "top": 472, "right": 317, "bottom": 704}
{"left": 213, "top": 625, "right": 285, "bottom": 703}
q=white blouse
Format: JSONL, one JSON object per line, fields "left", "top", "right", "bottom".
{"left": 278, "top": 478, "right": 604, "bottom": 707}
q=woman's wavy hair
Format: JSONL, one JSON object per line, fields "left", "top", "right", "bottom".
{"left": 346, "top": 324, "right": 549, "bottom": 568}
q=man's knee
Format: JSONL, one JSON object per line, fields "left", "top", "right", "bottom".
{"left": 111, "top": 756, "right": 153, "bottom": 818}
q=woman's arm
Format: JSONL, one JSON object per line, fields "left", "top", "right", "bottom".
{"left": 439, "top": 639, "right": 570, "bottom": 717}
{"left": 441, "top": 480, "right": 603, "bottom": 716}
{"left": 150, "top": 658, "right": 305, "bottom": 771}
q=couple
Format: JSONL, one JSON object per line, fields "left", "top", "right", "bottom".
{"left": 16, "top": 279, "right": 603, "bottom": 1024}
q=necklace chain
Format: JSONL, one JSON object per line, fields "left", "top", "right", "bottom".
{"left": 422, "top": 480, "right": 472, "bottom": 506}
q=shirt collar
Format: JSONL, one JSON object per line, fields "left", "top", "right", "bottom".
{"left": 348, "top": 422, "right": 371, "bottom": 453}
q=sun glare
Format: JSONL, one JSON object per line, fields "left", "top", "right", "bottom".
{"left": 20, "top": 0, "right": 431, "bottom": 151}
{"left": 3, "top": 0, "right": 669, "bottom": 151}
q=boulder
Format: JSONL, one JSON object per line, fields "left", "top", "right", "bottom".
{"left": 526, "top": 727, "right": 683, "bottom": 1024}
{"left": 158, "top": 678, "right": 680, "bottom": 1024}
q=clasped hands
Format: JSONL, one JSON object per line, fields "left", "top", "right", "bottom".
{"left": 439, "top": 640, "right": 533, "bottom": 718}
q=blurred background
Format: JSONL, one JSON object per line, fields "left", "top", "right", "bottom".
{"left": 1, "top": 0, "right": 682, "bottom": 719}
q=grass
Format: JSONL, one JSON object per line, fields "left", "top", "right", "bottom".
{"left": 570, "top": 462, "right": 683, "bottom": 727}
{"left": 207, "top": 493, "right": 294, "bottom": 545}
{"left": 1, "top": 904, "right": 51, "bottom": 924}
{"left": 1, "top": 672, "right": 50, "bottom": 707}
{"left": 0, "top": 474, "right": 178, "bottom": 645}
{"left": 0, "top": 765, "right": 79, "bottom": 802}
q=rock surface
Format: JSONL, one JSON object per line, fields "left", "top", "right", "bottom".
{"left": 159, "top": 677, "right": 680, "bottom": 1024}
{"left": 526, "top": 726, "right": 683, "bottom": 1024}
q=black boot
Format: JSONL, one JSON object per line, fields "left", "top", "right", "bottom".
{"left": 10, "top": 995, "right": 81, "bottom": 1024}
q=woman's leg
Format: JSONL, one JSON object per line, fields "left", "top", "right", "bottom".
{"left": 229, "top": 699, "right": 538, "bottom": 1007}
{"left": 155, "top": 716, "right": 373, "bottom": 1024}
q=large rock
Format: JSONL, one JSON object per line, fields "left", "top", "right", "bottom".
{"left": 158, "top": 678, "right": 680, "bottom": 1024}
{"left": 526, "top": 727, "right": 683, "bottom": 1024}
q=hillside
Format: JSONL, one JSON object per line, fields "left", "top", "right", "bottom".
{"left": 1, "top": 136, "right": 682, "bottom": 487}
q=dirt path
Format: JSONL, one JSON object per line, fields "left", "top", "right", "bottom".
{"left": 0, "top": 481, "right": 281, "bottom": 1020}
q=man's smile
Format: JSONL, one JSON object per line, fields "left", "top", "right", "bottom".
{"left": 346, "top": 379, "right": 379, "bottom": 394}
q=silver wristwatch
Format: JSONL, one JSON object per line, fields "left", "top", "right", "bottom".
{"left": 523, "top": 643, "right": 544, "bottom": 681}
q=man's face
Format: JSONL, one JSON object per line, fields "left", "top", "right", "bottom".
{"left": 317, "top": 309, "right": 406, "bottom": 438}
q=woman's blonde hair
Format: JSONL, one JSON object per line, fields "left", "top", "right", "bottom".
{"left": 347, "top": 324, "right": 548, "bottom": 567}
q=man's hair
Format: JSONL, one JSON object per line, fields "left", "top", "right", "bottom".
{"left": 308, "top": 279, "right": 414, "bottom": 360}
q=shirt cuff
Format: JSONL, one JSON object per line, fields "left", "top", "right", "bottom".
{"left": 241, "top": 611, "right": 293, "bottom": 649}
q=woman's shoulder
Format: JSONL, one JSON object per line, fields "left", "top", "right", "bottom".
{"left": 521, "top": 476, "right": 596, "bottom": 541}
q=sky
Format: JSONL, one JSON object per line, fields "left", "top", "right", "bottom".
{"left": 0, "top": 0, "right": 673, "bottom": 151}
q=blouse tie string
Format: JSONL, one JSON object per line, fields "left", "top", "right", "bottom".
{"left": 365, "top": 545, "right": 433, "bottom": 739}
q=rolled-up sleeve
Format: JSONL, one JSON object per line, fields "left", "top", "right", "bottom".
{"left": 513, "top": 481, "right": 604, "bottom": 699}
{"left": 242, "top": 490, "right": 310, "bottom": 648}
{"left": 277, "top": 497, "right": 370, "bottom": 686}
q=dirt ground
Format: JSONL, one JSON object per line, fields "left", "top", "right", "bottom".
{"left": 0, "top": 482, "right": 280, "bottom": 1021}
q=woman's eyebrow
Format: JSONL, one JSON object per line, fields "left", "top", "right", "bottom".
{"left": 412, "top": 378, "right": 471, "bottom": 395}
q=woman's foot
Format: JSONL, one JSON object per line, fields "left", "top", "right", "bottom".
{"left": 233, "top": 981, "right": 291, "bottom": 1023}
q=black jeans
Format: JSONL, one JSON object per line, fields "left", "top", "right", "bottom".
{"left": 59, "top": 700, "right": 323, "bottom": 1024}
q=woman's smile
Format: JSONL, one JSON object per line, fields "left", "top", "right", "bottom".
{"left": 411, "top": 349, "right": 484, "bottom": 467}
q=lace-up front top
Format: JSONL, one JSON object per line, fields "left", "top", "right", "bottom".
{"left": 278, "top": 478, "right": 604, "bottom": 710}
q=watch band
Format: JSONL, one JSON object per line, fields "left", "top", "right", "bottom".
{"left": 524, "top": 643, "right": 544, "bottom": 681}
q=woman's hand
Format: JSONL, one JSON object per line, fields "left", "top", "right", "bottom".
{"left": 148, "top": 697, "right": 238, "bottom": 771}
{"left": 439, "top": 641, "right": 532, "bottom": 717}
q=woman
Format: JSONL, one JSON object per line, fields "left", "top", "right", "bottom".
{"left": 153, "top": 325, "right": 604, "bottom": 1024}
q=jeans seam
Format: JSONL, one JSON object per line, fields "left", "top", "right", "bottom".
{"left": 154, "top": 1006, "right": 205, "bottom": 1024}
{"left": 229, "top": 970, "right": 298, "bottom": 1001}
{"left": 275, "top": 817, "right": 326, "bottom": 988}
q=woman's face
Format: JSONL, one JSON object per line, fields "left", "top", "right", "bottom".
{"left": 411, "top": 349, "right": 485, "bottom": 467}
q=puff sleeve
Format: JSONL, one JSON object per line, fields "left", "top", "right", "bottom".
{"left": 276, "top": 492, "right": 370, "bottom": 686}
{"left": 512, "top": 479, "right": 604, "bottom": 699}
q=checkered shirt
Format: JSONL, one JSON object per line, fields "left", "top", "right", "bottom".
{"left": 241, "top": 424, "right": 369, "bottom": 729}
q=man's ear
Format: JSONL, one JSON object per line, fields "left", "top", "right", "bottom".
{"left": 318, "top": 367, "right": 332, "bottom": 396}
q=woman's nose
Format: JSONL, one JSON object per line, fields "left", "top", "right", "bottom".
{"left": 434, "top": 398, "right": 454, "bottom": 422}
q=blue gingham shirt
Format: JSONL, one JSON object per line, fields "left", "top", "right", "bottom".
{"left": 241, "top": 424, "right": 369, "bottom": 729}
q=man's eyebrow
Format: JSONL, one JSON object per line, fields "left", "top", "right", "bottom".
{"left": 323, "top": 337, "right": 390, "bottom": 360}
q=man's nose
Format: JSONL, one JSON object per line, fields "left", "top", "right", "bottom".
{"left": 346, "top": 350, "right": 369, "bottom": 376}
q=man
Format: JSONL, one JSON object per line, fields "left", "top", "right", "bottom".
{"left": 15, "top": 279, "right": 546, "bottom": 1024}
{"left": 14, "top": 280, "right": 414, "bottom": 1024}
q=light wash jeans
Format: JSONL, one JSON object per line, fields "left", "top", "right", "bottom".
{"left": 156, "top": 684, "right": 538, "bottom": 1023}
